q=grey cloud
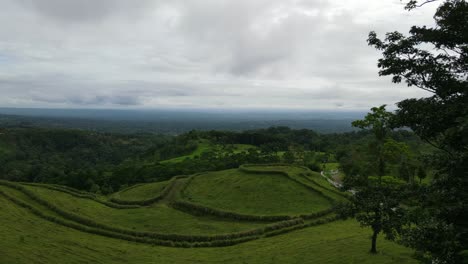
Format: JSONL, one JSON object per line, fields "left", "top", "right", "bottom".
{"left": 0, "top": 0, "right": 437, "bottom": 109}
{"left": 31, "top": 94, "right": 142, "bottom": 106}
{"left": 16, "top": 0, "right": 156, "bottom": 22}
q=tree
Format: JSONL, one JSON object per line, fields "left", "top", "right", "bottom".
{"left": 368, "top": 0, "right": 467, "bottom": 262}
{"left": 416, "top": 166, "right": 427, "bottom": 183}
{"left": 352, "top": 105, "right": 394, "bottom": 181}
{"left": 341, "top": 185, "right": 405, "bottom": 253}
{"left": 283, "top": 151, "right": 295, "bottom": 164}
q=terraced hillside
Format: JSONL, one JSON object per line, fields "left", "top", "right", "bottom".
{"left": 0, "top": 165, "right": 417, "bottom": 263}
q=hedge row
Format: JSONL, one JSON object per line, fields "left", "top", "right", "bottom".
{"left": 263, "top": 215, "right": 339, "bottom": 238}
{"left": 21, "top": 182, "right": 140, "bottom": 209}
{"left": 171, "top": 200, "right": 292, "bottom": 222}
{"left": 299, "top": 208, "right": 335, "bottom": 220}
{"left": 0, "top": 180, "right": 305, "bottom": 243}
{"left": 0, "top": 189, "right": 268, "bottom": 247}
{"left": 112, "top": 183, "right": 146, "bottom": 195}
{"left": 109, "top": 178, "right": 177, "bottom": 206}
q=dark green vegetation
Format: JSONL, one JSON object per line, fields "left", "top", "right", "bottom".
{"left": 0, "top": 126, "right": 427, "bottom": 193}
{"left": 326, "top": 1, "right": 468, "bottom": 263}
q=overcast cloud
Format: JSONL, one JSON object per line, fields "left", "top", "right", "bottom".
{"left": 0, "top": 0, "right": 438, "bottom": 110}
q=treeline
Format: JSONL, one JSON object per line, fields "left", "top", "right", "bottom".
{"left": 0, "top": 126, "right": 428, "bottom": 192}
{"left": 0, "top": 128, "right": 196, "bottom": 191}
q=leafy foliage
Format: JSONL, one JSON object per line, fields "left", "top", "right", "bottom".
{"left": 368, "top": 0, "right": 468, "bottom": 262}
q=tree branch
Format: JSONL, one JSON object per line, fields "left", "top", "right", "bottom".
{"left": 416, "top": 0, "right": 439, "bottom": 8}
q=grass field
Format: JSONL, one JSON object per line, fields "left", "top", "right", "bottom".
{"left": 182, "top": 168, "right": 332, "bottom": 216}
{"left": 0, "top": 164, "right": 417, "bottom": 263}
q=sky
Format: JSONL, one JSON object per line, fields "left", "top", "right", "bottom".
{"left": 0, "top": 0, "right": 439, "bottom": 110}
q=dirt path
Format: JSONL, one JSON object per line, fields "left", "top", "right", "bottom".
{"left": 320, "top": 171, "right": 343, "bottom": 188}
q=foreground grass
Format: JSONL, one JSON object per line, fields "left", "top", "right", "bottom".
{"left": 183, "top": 168, "right": 333, "bottom": 216}
{"left": 0, "top": 194, "right": 416, "bottom": 264}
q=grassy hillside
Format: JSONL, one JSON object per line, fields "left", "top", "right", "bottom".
{"left": 182, "top": 168, "right": 332, "bottom": 216}
{"left": 18, "top": 185, "right": 264, "bottom": 235}
{"left": 0, "top": 164, "right": 417, "bottom": 263}
{"left": 0, "top": 195, "right": 416, "bottom": 264}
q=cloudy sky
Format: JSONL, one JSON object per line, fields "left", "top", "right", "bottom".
{"left": 0, "top": 0, "right": 438, "bottom": 110}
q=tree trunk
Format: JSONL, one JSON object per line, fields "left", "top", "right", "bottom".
{"left": 378, "top": 155, "right": 385, "bottom": 184}
{"left": 370, "top": 229, "right": 378, "bottom": 254}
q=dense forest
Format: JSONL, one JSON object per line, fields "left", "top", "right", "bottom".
{"left": 0, "top": 126, "right": 430, "bottom": 193}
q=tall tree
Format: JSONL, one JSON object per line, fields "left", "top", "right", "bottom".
{"left": 348, "top": 185, "right": 405, "bottom": 254}
{"left": 367, "top": 0, "right": 467, "bottom": 262}
{"left": 352, "top": 105, "right": 394, "bottom": 181}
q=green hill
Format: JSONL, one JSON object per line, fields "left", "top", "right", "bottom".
{"left": 0, "top": 165, "right": 417, "bottom": 263}
{"left": 181, "top": 168, "right": 332, "bottom": 216}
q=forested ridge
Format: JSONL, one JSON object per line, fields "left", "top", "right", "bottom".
{"left": 0, "top": 126, "right": 429, "bottom": 193}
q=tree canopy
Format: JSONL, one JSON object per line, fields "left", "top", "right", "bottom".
{"left": 367, "top": 0, "right": 467, "bottom": 262}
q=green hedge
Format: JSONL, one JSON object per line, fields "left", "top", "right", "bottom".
{"left": 263, "top": 216, "right": 339, "bottom": 237}
{"left": 171, "top": 200, "right": 292, "bottom": 222}
{"left": 21, "top": 183, "right": 140, "bottom": 209}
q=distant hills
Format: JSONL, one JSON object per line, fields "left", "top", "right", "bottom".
{"left": 0, "top": 108, "right": 363, "bottom": 134}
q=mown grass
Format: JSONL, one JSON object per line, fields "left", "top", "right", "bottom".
{"left": 0, "top": 193, "right": 416, "bottom": 264}
{"left": 23, "top": 185, "right": 265, "bottom": 235}
{"left": 112, "top": 180, "right": 170, "bottom": 201}
{"left": 182, "top": 168, "right": 333, "bottom": 216}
